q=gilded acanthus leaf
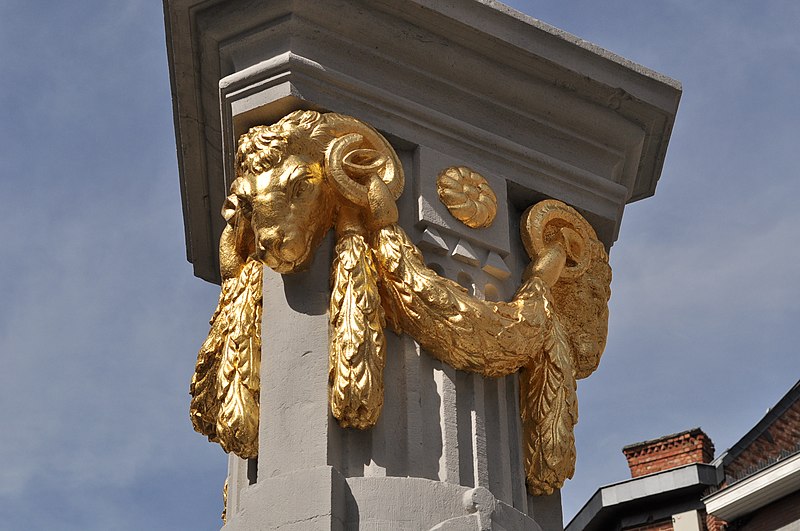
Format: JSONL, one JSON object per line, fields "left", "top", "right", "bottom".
{"left": 329, "top": 230, "right": 386, "bottom": 429}
{"left": 373, "top": 223, "right": 549, "bottom": 377}
{"left": 190, "top": 258, "right": 262, "bottom": 459}
{"left": 552, "top": 237, "right": 611, "bottom": 379}
{"left": 520, "top": 314, "right": 578, "bottom": 496}
{"left": 214, "top": 259, "right": 262, "bottom": 458}
{"left": 221, "top": 478, "right": 228, "bottom": 524}
{"left": 189, "top": 281, "right": 229, "bottom": 441}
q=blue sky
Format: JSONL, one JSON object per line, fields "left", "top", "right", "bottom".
{"left": 0, "top": 1, "right": 798, "bottom": 529}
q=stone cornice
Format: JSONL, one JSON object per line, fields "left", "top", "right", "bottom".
{"left": 164, "top": 0, "right": 680, "bottom": 283}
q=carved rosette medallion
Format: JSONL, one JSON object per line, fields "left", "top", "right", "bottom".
{"left": 189, "top": 110, "right": 611, "bottom": 496}
{"left": 436, "top": 166, "right": 497, "bottom": 228}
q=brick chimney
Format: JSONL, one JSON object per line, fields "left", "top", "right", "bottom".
{"left": 622, "top": 427, "right": 715, "bottom": 478}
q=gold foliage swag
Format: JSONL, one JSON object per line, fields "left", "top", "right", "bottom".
{"left": 328, "top": 208, "right": 387, "bottom": 429}
{"left": 189, "top": 110, "right": 611, "bottom": 496}
{"left": 190, "top": 259, "right": 262, "bottom": 458}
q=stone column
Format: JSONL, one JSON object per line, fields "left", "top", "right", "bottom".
{"left": 164, "top": 1, "right": 681, "bottom": 529}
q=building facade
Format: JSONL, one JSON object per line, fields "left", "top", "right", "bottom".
{"left": 568, "top": 380, "right": 800, "bottom": 531}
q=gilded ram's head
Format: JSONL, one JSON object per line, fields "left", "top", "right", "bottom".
{"left": 224, "top": 111, "right": 403, "bottom": 274}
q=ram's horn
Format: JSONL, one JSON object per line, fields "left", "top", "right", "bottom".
{"left": 324, "top": 115, "right": 404, "bottom": 207}
{"left": 522, "top": 200, "right": 595, "bottom": 280}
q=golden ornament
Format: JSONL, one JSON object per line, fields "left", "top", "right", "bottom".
{"left": 436, "top": 166, "right": 497, "bottom": 228}
{"left": 190, "top": 110, "right": 611, "bottom": 495}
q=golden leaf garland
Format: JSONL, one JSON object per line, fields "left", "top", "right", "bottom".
{"left": 189, "top": 110, "right": 612, "bottom": 497}
{"left": 520, "top": 315, "right": 578, "bottom": 495}
{"left": 329, "top": 210, "right": 387, "bottom": 428}
{"left": 373, "top": 222, "right": 549, "bottom": 376}
{"left": 214, "top": 259, "right": 262, "bottom": 458}
{"left": 190, "top": 259, "right": 262, "bottom": 458}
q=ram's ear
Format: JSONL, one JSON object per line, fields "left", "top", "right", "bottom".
{"left": 323, "top": 116, "right": 404, "bottom": 209}
{"left": 219, "top": 224, "right": 243, "bottom": 281}
{"left": 219, "top": 191, "right": 255, "bottom": 280}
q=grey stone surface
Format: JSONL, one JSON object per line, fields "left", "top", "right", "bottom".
{"left": 483, "top": 252, "right": 511, "bottom": 281}
{"left": 258, "top": 238, "right": 334, "bottom": 481}
{"left": 223, "top": 466, "right": 348, "bottom": 530}
{"left": 529, "top": 490, "right": 565, "bottom": 531}
{"left": 418, "top": 227, "right": 449, "bottom": 255}
{"left": 452, "top": 239, "right": 481, "bottom": 267}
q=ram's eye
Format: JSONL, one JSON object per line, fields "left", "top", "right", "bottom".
{"left": 294, "top": 179, "right": 310, "bottom": 197}
{"left": 287, "top": 165, "right": 313, "bottom": 198}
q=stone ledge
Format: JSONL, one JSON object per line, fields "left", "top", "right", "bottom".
{"left": 163, "top": 0, "right": 681, "bottom": 283}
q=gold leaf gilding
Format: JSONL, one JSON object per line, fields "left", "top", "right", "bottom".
{"left": 329, "top": 208, "right": 387, "bottom": 428}
{"left": 436, "top": 166, "right": 497, "bottom": 228}
{"left": 189, "top": 111, "right": 611, "bottom": 496}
